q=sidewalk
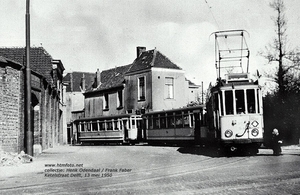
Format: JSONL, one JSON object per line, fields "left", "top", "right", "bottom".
{"left": 0, "top": 145, "right": 78, "bottom": 178}
{"left": 282, "top": 145, "right": 300, "bottom": 150}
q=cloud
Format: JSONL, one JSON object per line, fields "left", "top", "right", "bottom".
{"left": 1, "top": 0, "right": 300, "bottom": 89}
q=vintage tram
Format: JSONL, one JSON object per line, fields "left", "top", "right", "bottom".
{"left": 142, "top": 105, "right": 207, "bottom": 146}
{"left": 206, "top": 73, "right": 264, "bottom": 154}
{"left": 73, "top": 114, "right": 143, "bottom": 145}
{"left": 205, "top": 30, "right": 264, "bottom": 154}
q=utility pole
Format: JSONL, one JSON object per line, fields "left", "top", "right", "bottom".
{"left": 202, "top": 81, "right": 204, "bottom": 104}
{"left": 25, "top": 0, "right": 33, "bottom": 156}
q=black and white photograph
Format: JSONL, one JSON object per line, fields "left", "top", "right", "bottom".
{"left": 0, "top": 0, "right": 300, "bottom": 194}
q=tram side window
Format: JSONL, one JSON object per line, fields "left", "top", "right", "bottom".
{"left": 167, "top": 113, "right": 175, "bottom": 128}
{"left": 183, "top": 112, "right": 190, "bottom": 127}
{"left": 235, "top": 90, "right": 245, "bottom": 114}
{"left": 225, "top": 91, "right": 234, "bottom": 115}
{"left": 107, "top": 121, "right": 113, "bottom": 130}
{"left": 219, "top": 92, "right": 224, "bottom": 115}
{"left": 214, "top": 93, "right": 219, "bottom": 112}
{"left": 190, "top": 114, "right": 194, "bottom": 127}
{"left": 148, "top": 116, "right": 153, "bottom": 129}
{"left": 86, "top": 122, "right": 91, "bottom": 131}
{"left": 160, "top": 115, "right": 166, "bottom": 128}
{"left": 246, "top": 89, "right": 256, "bottom": 113}
{"left": 92, "top": 122, "right": 98, "bottom": 131}
{"left": 114, "top": 120, "right": 119, "bottom": 130}
{"left": 99, "top": 122, "right": 105, "bottom": 131}
{"left": 80, "top": 123, "right": 85, "bottom": 132}
{"left": 175, "top": 112, "right": 183, "bottom": 128}
{"left": 119, "top": 120, "right": 123, "bottom": 131}
{"left": 153, "top": 115, "right": 160, "bottom": 129}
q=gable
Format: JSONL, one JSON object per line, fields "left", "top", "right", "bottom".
{"left": 85, "top": 64, "right": 132, "bottom": 94}
{"left": 63, "top": 72, "right": 95, "bottom": 92}
{"left": 127, "top": 49, "right": 182, "bottom": 74}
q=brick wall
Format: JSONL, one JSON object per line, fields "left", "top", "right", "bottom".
{"left": 0, "top": 62, "right": 63, "bottom": 154}
{"left": 0, "top": 65, "right": 23, "bottom": 152}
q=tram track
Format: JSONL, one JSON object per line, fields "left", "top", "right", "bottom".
{"left": 0, "top": 156, "right": 249, "bottom": 194}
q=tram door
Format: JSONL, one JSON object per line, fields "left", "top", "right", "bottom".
{"left": 137, "top": 119, "right": 143, "bottom": 141}
{"left": 123, "top": 119, "right": 129, "bottom": 141}
{"left": 194, "top": 113, "right": 201, "bottom": 144}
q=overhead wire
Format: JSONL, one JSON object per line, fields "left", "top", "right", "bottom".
{"left": 204, "top": 0, "right": 221, "bottom": 30}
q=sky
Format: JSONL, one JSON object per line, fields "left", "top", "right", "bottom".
{"left": 0, "top": 0, "right": 300, "bottom": 89}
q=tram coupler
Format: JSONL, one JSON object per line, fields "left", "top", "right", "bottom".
{"left": 230, "top": 146, "right": 237, "bottom": 152}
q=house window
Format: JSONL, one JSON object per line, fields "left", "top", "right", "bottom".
{"left": 138, "top": 77, "right": 145, "bottom": 101}
{"left": 165, "top": 77, "right": 174, "bottom": 99}
{"left": 104, "top": 93, "right": 109, "bottom": 110}
{"left": 117, "top": 90, "right": 123, "bottom": 108}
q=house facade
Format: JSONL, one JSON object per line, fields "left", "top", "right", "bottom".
{"left": 83, "top": 66, "right": 132, "bottom": 117}
{"left": 0, "top": 47, "right": 65, "bottom": 155}
{"left": 124, "top": 47, "right": 190, "bottom": 113}
{"left": 63, "top": 71, "right": 95, "bottom": 143}
{"left": 82, "top": 47, "right": 199, "bottom": 118}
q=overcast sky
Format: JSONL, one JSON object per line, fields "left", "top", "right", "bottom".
{"left": 0, "top": 0, "right": 299, "bottom": 88}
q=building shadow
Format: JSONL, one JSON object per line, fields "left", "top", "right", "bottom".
{"left": 177, "top": 146, "right": 266, "bottom": 157}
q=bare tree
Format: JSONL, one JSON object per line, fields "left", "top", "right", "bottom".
{"left": 261, "top": 0, "right": 300, "bottom": 144}
{"left": 261, "top": 0, "right": 300, "bottom": 97}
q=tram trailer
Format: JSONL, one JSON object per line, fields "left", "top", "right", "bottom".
{"left": 142, "top": 105, "right": 209, "bottom": 147}
{"left": 73, "top": 114, "right": 143, "bottom": 145}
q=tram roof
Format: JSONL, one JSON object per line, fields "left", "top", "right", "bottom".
{"left": 143, "top": 105, "right": 205, "bottom": 116}
{"left": 211, "top": 78, "right": 259, "bottom": 90}
{"left": 74, "top": 114, "right": 141, "bottom": 122}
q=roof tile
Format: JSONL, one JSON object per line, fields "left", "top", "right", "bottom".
{"left": 0, "top": 47, "right": 54, "bottom": 85}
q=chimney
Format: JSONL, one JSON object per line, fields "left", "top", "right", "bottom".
{"left": 96, "top": 68, "right": 101, "bottom": 87}
{"left": 136, "top": 46, "right": 146, "bottom": 58}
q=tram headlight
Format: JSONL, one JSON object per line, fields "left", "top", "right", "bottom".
{"left": 225, "top": 130, "right": 233, "bottom": 138}
{"left": 251, "top": 128, "right": 259, "bottom": 137}
{"left": 251, "top": 120, "right": 259, "bottom": 127}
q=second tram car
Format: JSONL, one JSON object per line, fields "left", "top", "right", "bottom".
{"left": 74, "top": 114, "right": 143, "bottom": 145}
{"left": 142, "top": 105, "right": 208, "bottom": 146}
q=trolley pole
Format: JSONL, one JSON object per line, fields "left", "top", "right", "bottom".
{"left": 25, "top": 0, "right": 33, "bottom": 156}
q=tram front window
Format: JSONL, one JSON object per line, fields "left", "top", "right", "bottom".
{"left": 235, "top": 90, "right": 245, "bottom": 114}
{"left": 225, "top": 91, "right": 234, "bottom": 115}
{"left": 247, "top": 89, "right": 256, "bottom": 113}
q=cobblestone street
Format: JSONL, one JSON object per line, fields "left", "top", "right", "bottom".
{"left": 1, "top": 145, "right": 300, "bottom": 194}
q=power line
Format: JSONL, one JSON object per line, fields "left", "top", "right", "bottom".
{"left": 204, "top": 0, "right": 221, "bottom": 30}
